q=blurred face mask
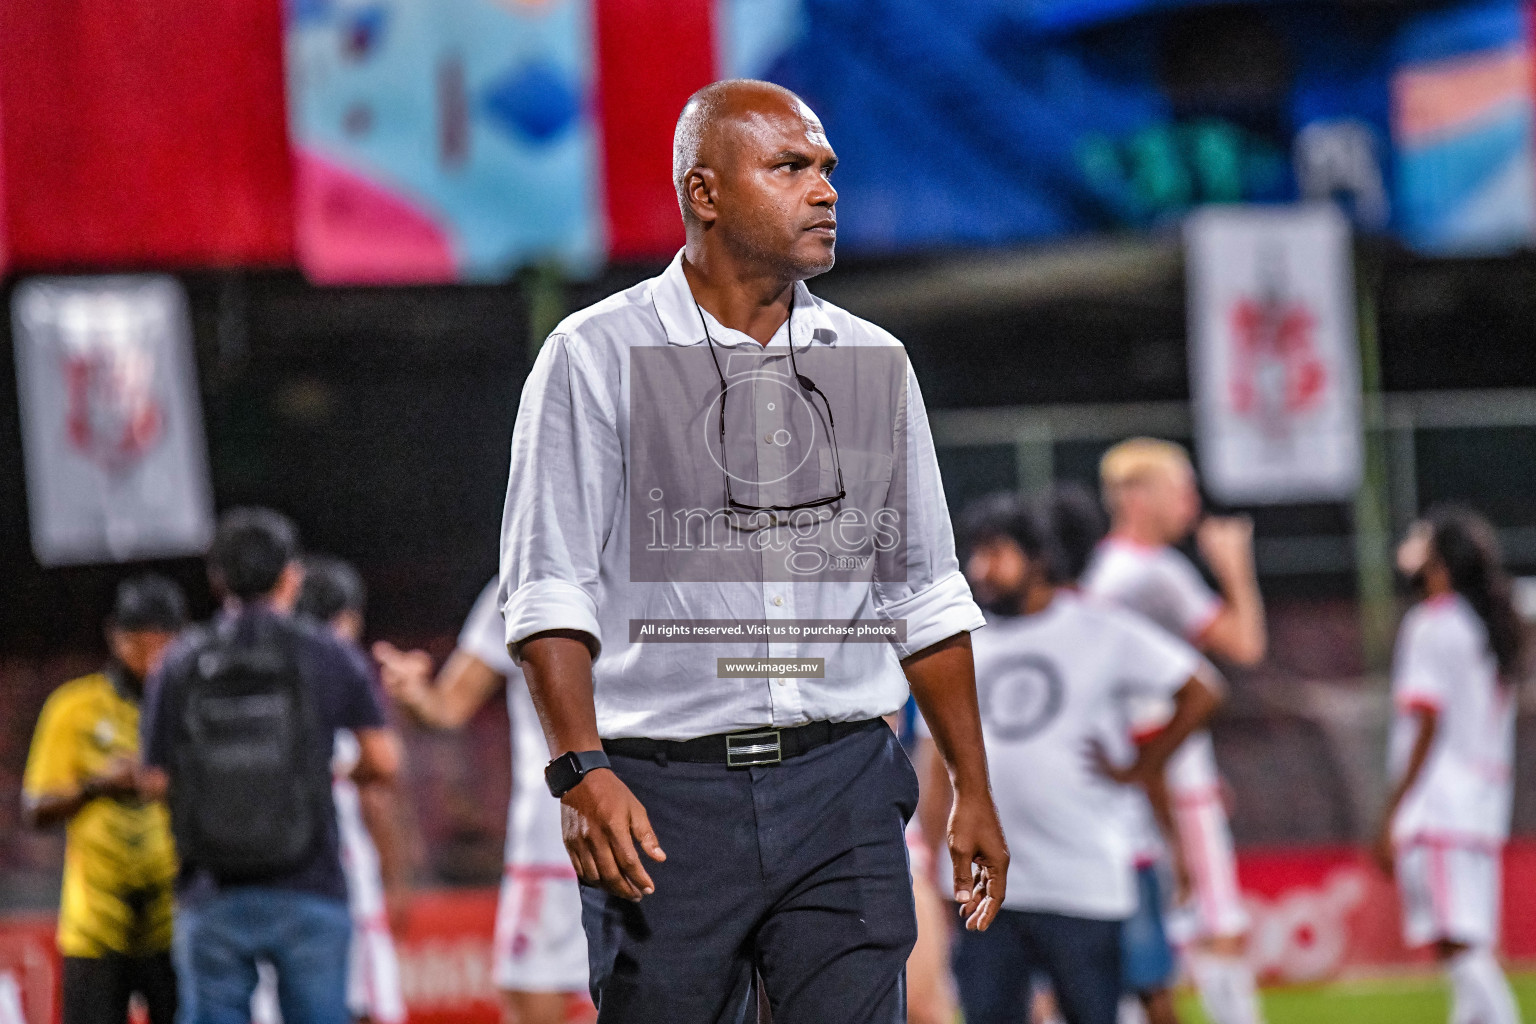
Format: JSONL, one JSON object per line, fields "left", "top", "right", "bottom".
{"left": 1396, "top": 523, "right": 1433, "bottom": 595}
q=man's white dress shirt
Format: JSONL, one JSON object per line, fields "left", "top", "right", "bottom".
{"left": 499, "top": 251, "right": 983, "bottom": 740}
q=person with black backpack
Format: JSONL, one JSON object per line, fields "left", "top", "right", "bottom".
{"left": 140, "top": 508, "right": 400, "bottom": 1024}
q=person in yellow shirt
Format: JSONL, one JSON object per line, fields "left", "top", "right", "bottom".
{"left": 23, "top": 575, "right": 187, "bottom": 1024}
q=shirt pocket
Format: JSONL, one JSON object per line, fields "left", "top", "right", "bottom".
{"left": 822, "top": 447, "right": 894, "bottom": 495}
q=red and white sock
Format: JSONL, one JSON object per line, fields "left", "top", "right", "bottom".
{"left": 1188, "top": 951, "right": 1265, "bottom": 1024}
{"left": 1448, "top": 947, "right": 1519, "bottom": 1024}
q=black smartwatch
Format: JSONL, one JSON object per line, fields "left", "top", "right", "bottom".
{"left": 544, "top": 750, "right": 611, "bottom": 798}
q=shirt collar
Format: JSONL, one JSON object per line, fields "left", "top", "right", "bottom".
{"left": 105, "top": 659, "right": 143, "bottom": 703}
{"left": 649, "top": 249, "right": 838, "bottom": 352}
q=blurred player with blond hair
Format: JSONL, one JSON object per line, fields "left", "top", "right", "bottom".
{"left": 1084, "top": 438, "right": 1267, "bottom": 1024}
{"left": 1374, "top": 507, "right": 1524, "bottom": 1024}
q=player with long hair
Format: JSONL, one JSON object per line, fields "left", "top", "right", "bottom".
{"left": 1374, "top": 506, "right": 1525, "bottom": 1024}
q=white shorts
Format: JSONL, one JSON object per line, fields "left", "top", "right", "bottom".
{"left": 1396, "top": 839, "right": 1502, "bottom": 949}
{"left": 1169, "top": 788, "right": 1249, "bottom": 943}
{"left": 349, "top": 917, "right": 406, "bottom": 1024}
{"left": 494, "top": 866, "right": 590, "bottom": 993}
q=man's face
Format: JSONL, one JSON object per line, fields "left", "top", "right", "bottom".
{"left": 713, "top": 100, "right": 839, "bottom": 279}
{"left": 965, "top": 536, "right": 1031, "bottom": 616}
{"left": 1160, "top": 466, "right": 1202, "bottom": 541}
{"left": 1126, "top": 465, "right": 1201, "bottom": 543}
{"left": 108, "top": 628, "right": 177, "bottom": 681}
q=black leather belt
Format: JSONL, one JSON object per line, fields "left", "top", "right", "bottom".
{"left": 603, "top": 718, "right": 883, "bottom": 768}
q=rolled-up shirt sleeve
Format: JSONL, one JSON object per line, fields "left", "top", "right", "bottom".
{"left": 875, "top": 359, "right": 985, "bottom": 658}
{"left": 499, "top": 332, "right": 622, "bottom": 657}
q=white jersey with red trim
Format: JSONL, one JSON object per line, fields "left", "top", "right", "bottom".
{"left": 1083, "top": 539, "right": 1222, "bottom": 645}
{"left": 1389, "top": 595, "right": 1515, "bottom": 847}
{"left": 1082, "top": 539, "right": 1222, "bottom": 789}
{"left": 332, "top": 731, "right": 406, "bottom": 1024}
{"left": 333, "top": 730, "right": 385, "bottom": 919}
{"left": 972, "top": 594, "right": 1199, "bottom": 919}
{"left": 1083, "top": 539, "right": 1223, "bottom": 865}
{"left": 458, "top": 579, "right": 574, "bottom": 868}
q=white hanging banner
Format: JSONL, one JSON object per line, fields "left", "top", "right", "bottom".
{"left": 1185, "top": 205, "right": 1363, "bottom": 504}
{"left": 13, "top": 276, "right": 214, "bottom": 566}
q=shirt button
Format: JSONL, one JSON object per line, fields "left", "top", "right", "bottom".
{"left": 773, "top": 678, "right": 787, "bottom": 686}
{"left": 772, "top": 595, "right": 784, "bottom": 607}
{"left": 764, "top": 434, "right": 774, "bottom": 444}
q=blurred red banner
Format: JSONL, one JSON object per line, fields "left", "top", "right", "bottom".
{"left": 1238, "top": 843, "right": 1536, "bottom": 982}
{"left": 594, "top": 0, "right": 716, "bottom": 261}
{"left": 0, "top": 0, "right": 295, "bottom": 271}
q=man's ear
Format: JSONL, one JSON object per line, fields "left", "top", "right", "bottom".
{"left": 685, "top": 167, "right": 719, "bottom": 224}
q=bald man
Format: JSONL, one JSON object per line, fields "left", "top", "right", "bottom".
{"left": 499, "top": 79, "right": 1009, "bottom": 1024}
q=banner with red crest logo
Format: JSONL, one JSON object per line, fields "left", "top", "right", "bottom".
{"left": 12, "top": 276, "right": 214, "bottom": 566}
{"left": 1185, "top": 205, "right": 1364, "bottom": 504}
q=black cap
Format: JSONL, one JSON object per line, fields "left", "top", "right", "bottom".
{"left": 111, "top": 574, "right": 188, "bottom": 633}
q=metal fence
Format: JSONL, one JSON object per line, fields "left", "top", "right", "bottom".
{"left": 932, "top": 387, "right": 1536, "bottom": 578}
{"left": 931, "top": 388, "right": 1536, "bottom": 845}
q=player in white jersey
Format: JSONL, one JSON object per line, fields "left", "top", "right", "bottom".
{"left": 1374, "top": 508, "right": 1523, "bottom": 1024}
{"left": 951, "top": 493, "right": 1222, "bottom": 1024}
{"left": 375, "top": 579, "right": 593, "bottom": 1024}
{"left": 1082, "top": 439, "right": 1267, "bottom": 1024}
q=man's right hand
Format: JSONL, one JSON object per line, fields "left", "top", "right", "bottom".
{"left": 87, "top": 759, "right": 141, "bottom": 800}
{"left": 372, "top": 641, "right": 434, "bottom": 712}
{"left": 1196, "top": 515, "right": 1256, "bottom": 584}
{"left": 561, "top": 768, "right": 666, "bottom": 902}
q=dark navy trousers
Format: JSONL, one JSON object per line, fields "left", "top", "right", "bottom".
{"left": 582, "top": 720, "right": 920, "bottom": 1024}
{"left": 953, "top": 907, "right": 1123, "bottom": 1024}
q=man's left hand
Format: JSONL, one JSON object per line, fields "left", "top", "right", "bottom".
{"left": 946, "top": 787, "right": 1009, "bottom": 932}
{"left": 1085, "top": 738, "right": 1144, "bottom": 786}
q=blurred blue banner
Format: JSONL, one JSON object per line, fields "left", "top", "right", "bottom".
{"left": 1391, "top": 0, "right": 1536, "bottom": 254}
{"left": 758, "top": 0, "right": 1399, "bottom": 252}
{"left": 278, "top": 0, "right": 1534, "bottom": 277}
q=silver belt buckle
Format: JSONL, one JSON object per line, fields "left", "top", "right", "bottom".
{"left": 726, "top": 729, "right": 782, "bottom": 768}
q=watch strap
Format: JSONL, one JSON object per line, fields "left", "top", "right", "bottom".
{"left": 545, "top": 749, "right": 611, "bottom": 798}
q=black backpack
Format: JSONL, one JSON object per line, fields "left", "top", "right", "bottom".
{"left": 170, "top": 616, "right": 331, "bottom": 882}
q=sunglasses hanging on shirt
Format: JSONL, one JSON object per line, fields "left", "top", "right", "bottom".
{"left": 694, "top": 294, "right": 846, "bottom": 526}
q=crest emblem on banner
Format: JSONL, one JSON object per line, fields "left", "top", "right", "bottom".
{"left": 1227, "top": 258, "right": 1328, "bottom": 440}
{"left": 56, "top": 293, "right": 165, "bottom": 472}
{"left": 12, "top": 276, "right": 214, "bottom": 566}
